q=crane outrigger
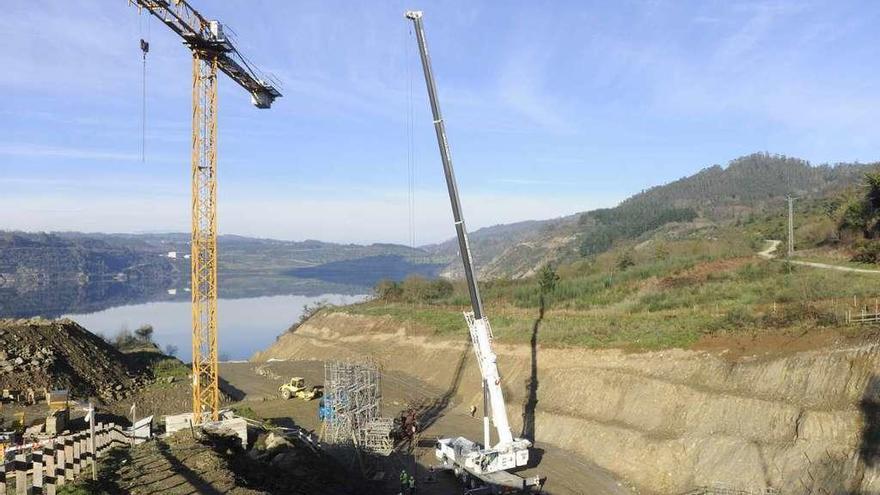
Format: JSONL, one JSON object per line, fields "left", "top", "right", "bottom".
{"left": 405, "top": 10, "right": 543, "bottom": 493}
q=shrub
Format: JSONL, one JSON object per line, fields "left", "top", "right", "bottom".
{"left": 401, "top": 276, "right": 454, "bottom": 302}
{"left": 538, "top": 264, "right": 560, "bottom": 295}
{"left": 736, "top": 262, "right": 771, "bottom": 282}
{"left": 616, "top": 251, "right": 636, "bottom": 271}
{"left": 712, "top": 306, "right": 757, "bottom": 331}
{"left": 135, "top": 324, "right": 154, "bottom": 341}
{"left": 287, "top": 301, "right": 331, "bottom": 333}
{"left": 112, "top": 328, "right": 139, "bottom": 350}
{"left": 374, "top": 279, "right": 403, "bottom": 300}
{"left": 852, "top": 240, "right": 880, "bottom": 264}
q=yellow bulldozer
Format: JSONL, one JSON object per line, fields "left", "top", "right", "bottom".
{"left": 279, "top": 377, "right": 323, "bottom": 401}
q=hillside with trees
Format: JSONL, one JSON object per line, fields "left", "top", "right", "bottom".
{"left": 352, "top": 165, "right": 880, "bottom": 353}
{"left": 429, "top": 153, "right": 875, "bottom": 279}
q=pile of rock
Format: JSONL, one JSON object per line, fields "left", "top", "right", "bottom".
{"left": 0, "top": 337, "right": 57, "bottom": 375}
{"left": 0, "top": 318, "right": 147, "bottom": 402}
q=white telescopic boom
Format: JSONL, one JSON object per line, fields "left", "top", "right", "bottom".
{"left": 405, "top": 10, "right": 514, "bottom": 447}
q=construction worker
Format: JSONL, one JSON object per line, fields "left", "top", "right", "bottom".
{"left": 470, "top": 404, "right": 477, "bottom": 417}
{"left": 408, "top": 475, "right": 416, "bottom": 494}
{"left": 400, "top": 470, "right": 409, "bottom": 492}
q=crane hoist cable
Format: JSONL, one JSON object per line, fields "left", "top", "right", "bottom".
{"left": 405, "top": 23, "right": 416, "bottom": 249}
{"left": 138, "top": 11, "right": 150, "bottom": 163}
{"left": 140, "top": 38, "right": 148, "bottom": 163}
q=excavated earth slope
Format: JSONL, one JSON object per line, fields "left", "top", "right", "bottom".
{"left": 0, "top": 318, "right": 144, "bottom": 401}
{"left": 254, "top": 312, "right": 880, "bottom": 494}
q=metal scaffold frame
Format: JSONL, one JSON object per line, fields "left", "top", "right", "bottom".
{"left": 190, "top": 50, "right": 220, "bottom": 421}
{"left": 361, "top": 417, "right": 394, "bottom": 455}
{"left": 321, "top": 360, "right": 391, "bottom": 455}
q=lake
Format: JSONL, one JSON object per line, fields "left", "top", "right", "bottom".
{"left": 62, "top": 293, "right": 367, "bottom": 362}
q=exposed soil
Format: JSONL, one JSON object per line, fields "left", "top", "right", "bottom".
{"left": 658, "top": 256, "right": 752, "bottom": 289}
{"left": 103, "top": 380, "right": 195, "bottom": 422}
{"left": 219, "top": 360, "right": 633, "bottom": 495}
{"left": 255, "top": 311, "right": 880, "bottom": 494}
{"left": 693, "top": 326, "right": 880, "bottom": 362}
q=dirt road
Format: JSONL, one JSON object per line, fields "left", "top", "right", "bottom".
{"left": 759, "top": 239, "right": 880, "bottom": 273}
{"left": 219, "top": 361, "right": 633, "bottom": 495}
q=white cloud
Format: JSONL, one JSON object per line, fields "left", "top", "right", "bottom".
{"left": 0, "top": 143, "right": 140, "bottom": 161}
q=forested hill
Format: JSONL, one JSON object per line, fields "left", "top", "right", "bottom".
{"left": 619, "top": 153, "right": 866, "bottom": 218}
{"left": 427, "top": 153, "right": 875, "bottom": 279}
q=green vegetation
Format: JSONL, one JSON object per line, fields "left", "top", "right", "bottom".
{"left": 58, "top": 485, "right": 98, "bottom": 495}
{"left": 374, "top": 276, "right": 455, "bottom": 303}
{"left": 835, "top": 171, "right": 880, "bottom": 263}
{"left": 344, "top": 201, "right": 880, "bottom": 351}
{"left": 152, "top": 358, "right": 189, "bottom": 380}
{"left": 422, "top": 153, "right": 873, "bottom": 281}
{"left": 578, "top": 206, "right": 698, "bottom": 256}
{"left": 108, "top": 324, "right": 156, "bottom": 351}
{"left": 231, "top": 405, "right": 259, "bottom": 420}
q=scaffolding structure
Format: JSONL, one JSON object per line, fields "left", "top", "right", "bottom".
{"left": 321, "top": 360, "right": 392, "bottom": 455}
{"left": 362, "top": 417, "right": 395, "bottom": 455}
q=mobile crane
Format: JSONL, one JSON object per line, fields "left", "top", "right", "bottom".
{"left": 405, "top": 10, "right": 543, "bottom": 493}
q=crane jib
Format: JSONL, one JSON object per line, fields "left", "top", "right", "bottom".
{"left": 133, "top": 0, "right": 281, "bottom": 108}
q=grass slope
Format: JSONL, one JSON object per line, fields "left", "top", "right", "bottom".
{"left": 340, "top": 212, "right": 880, "bottom": 351}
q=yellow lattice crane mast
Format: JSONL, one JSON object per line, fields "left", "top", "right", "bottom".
{"left": 130, "top": 0, "right": 281, "bottom": 422}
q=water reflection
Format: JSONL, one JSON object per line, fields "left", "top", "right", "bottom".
{"left": 63, "top": 293, "right": 367, "bottom": 362}
{"left": 0, "top": 275, "right": 370, "bottom": 320}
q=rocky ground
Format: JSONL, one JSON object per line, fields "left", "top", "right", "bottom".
{"left": 0, "top": 318, "right": 148, "bottom": 403}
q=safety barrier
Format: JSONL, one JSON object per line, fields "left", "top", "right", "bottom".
{"left": 0, "top": 422, "right": 128, "bottom": 495}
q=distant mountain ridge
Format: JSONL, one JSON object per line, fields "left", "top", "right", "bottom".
{"left": 0, "top": 231, "right": 442, "bottom": 317}
{"left": 426, "top": 153, "right": 876, "bottom": 279}
{"left": 2, "top": 153, "right": 876, "bottom": 309}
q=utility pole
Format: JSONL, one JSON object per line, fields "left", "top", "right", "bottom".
{"left": 787, "top": 195, "right": 795, "bottom": 257}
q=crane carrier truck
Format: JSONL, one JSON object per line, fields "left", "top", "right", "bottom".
{"left": 405, "top": 10, "right": 545, "bottom": 494}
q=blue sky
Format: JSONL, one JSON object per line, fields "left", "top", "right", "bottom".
{"left": 2, "top": 1, "right": 879, "bottom": 244}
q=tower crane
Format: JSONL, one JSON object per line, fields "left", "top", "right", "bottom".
{"left": 130, "top": 0, "right": 281, "bottom": 422}
{"left": 405, "top": 11, "right": 542, "bottom": 492}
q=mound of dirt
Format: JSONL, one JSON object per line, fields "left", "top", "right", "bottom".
{"left": 0, "top": 318, "right": 146, "bottom": 401}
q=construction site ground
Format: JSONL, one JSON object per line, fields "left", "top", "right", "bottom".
{"left": 219, "top": 360, "right": 633, "bottom": 495}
